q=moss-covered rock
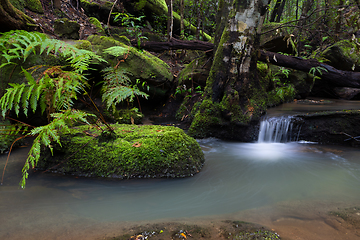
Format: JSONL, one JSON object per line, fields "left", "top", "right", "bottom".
{"left": 0, "top": 120, "right": 23, "bottom": 154}
{"left": 89, "top": 17, "right": 105, "bottom": 34}
{"left": 38, "top": 124, "right": 205, "bottom": 178}
{"left": 177, "top": 55, "right": 211, "bottom": 88}
{"left": 87, "top": 35, "right": 173, "bottom": 98}
{"left": 321, "top": 39, "right": 360, "bottom": 71}
{"left": 54, "top": 18, "right": 80, "bottom": 39}
{"left": 80, "top": 0, "right": 122, "bottom": 24}
{"left": 25, "top": 0, "right": 44, "bottom": 13}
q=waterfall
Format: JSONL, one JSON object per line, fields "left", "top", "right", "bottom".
{"left": 258, "top": 116, "right": 298, "bottom": 143}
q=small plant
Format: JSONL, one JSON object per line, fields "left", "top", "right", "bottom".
{"left": 112, "top": 12, "right": 148, "bottom": 49}
{"left": 309, "top": 66, "right": 328, "bottom": 81}
{"left": 101, "top": 46, "right": 149, "bottom": 112}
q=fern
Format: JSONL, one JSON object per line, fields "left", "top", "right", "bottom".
{"left": 0, "top": 30, "right": 106, "bottom": 119}
{"left": 101, "top": 66, "right": 148, "bottom": 110}
{"left": 20, "top": 109, "right": 95, "bottom": 188}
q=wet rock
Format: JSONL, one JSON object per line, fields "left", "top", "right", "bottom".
{"left": 333, "top": 87, "right": 360, "bottom": 100}
{"left": 321, "top": 39, "right": 360, "bottom": 72}
{"left": 54, "top": 18, "right": 80, "bottom": 39}
{"left": 294, "top": 110, "right": 360, "bottom": 146}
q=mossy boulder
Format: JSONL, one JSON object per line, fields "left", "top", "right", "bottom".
{"left": 38, "top": 124, "right": 205, "bottom": 178}
{"left": 25, "top": 0, "right": 44, "bottom": 13}
{"left": 87, "top": 35, "right": 173, "bottom": 98}
{"left": 80, "top": 0, "right": 122, "bottom": 24}
{"left": 177, "top": 55, "right": 212, "bottom": 90}
{"left": 89, "top": 17, "right": 105, "bottom": 34}
{"left": 54, "top": 18, "right": 81, "bottom": 39}
{"left": 321, "top": 40, "right": 360, "bottom": 71}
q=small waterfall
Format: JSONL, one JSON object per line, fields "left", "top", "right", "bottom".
{"left": 258, "top": 116, "right": 298, "bottom": 143}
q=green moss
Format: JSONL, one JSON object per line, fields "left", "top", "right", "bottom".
{"left": 115, "top": 35, "right": 131, "bottom": 45}
{"left": 38, "top": 124, "right": 205, "bottom": 178}
{"left": 9, "top": 0, "right": 25, "bottom": 11}
{"left": 54, "top": 18, "right": 80, "bottom": 39}
{"left": 87, "top": 35, "right": 173, "bottom": 82}
{"left": 205, "top": 30, "right": 229, "bottom": 95}
{"left": 0, "top": 120, "right": 23, "bottom": 154}
{"left": 74, "top": 40, "right": 92, "bottom": 51}
{"left": 89, "top": 17, "right": 105, "bottom": 34}
{"left": 25, "top": 0, "right": 44, "bottom": 13}
{"left": 188, "top": 99, "right": 221, "bottom": 138}
{"left": 115, "top": 108, "right": 144, "bottom": 124}
{"left": 177, "top": 56, "right": 207, "bottom": 85}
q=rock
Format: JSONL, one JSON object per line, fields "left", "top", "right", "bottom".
{"left": 80, "top": 0, "right": 122, "bottom": 24}
{"left": 37, "top": 124, "right": 205, "bottom": 178}
{"left": 54, "top": 18, "right": 80, "bottom": 39}
{"left": 260, "top": 23, "right": 295, "bottom": 54}
{"left": 333, "top": 87, "right": 360, "bottom": 100}
{"left": 321, "top": 39, "right": 360, "bottom": 71}
{"left": 25, "top": 0, "right": 44, "bottom": 14}
{"left": 87, "top": 35, "right": 174, "bottom": 99}
{"left": 295, "top": 110, "right": 360, "bottom": 146}
{"left": 89, "top": 17, "right": 105, "bottom": 34}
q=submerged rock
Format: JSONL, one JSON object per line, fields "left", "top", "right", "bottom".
{"left": 38, "top": 124, "right": 205, "bottom": 178}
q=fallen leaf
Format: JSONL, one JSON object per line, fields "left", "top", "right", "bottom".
{"left": 132, "top": 142, "right": 142, "bottom": 147}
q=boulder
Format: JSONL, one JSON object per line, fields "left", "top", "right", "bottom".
{"left": 333, "top": 87, "right": 360, "bottom": 100}
{"left": 87, "top": 35, "right": 174, "bottom": 99}
{"left": 321, "top": 39, "right": 360, "bottom": 71}
{"left": 37, "top": 124, "right": 205, "bottom": 178}
{"left": 54, "top": 18, "right": 81, "bottom": 39}
{"left": 295, "top": 110, "right": 360, "bottom": 146}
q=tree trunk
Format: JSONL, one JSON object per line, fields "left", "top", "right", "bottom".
{"left": 0, "top": 0, "right": 37, "bottom": 32}
{"left": 166, "top": 0, "right": 173, "bottom": 41}
{"left": 269, "top": 0, "right": 282, "bottom": 22}
{"left": 188, "top": 0, "right": 270, "bottom": 138}
{"left": 275, "top": 0, "right": 286, "bottom": 22}
{"left": 180, "top": 0, "right": 184, "bottom": 39}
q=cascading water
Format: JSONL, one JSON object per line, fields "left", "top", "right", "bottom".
{"left": 258, "top": 116, "right": 299, "bottom": 143}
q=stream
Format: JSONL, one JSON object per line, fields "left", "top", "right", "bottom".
{"left": 1, "top": 98, "right": 360, "bottom": 239}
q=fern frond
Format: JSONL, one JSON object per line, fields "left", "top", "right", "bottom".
{"left": 103, "top": 46, "right": 129, "bottom": 58}
{"left": 20, "top": 109, "right": 96, "bottom": 188}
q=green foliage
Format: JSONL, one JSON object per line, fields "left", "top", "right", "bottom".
{"left": 0, "top": 120, "right": 27, "bottom": 154}
{"left": 101, "top": 46, "right": 149, "bottom": 111}
{"left": 112, "top": 13, "right": 148, "bottom": 48}
{"left": 309, "top": 66, "right": 328, "bottom": 81}
{"left": 21, "top": 109, "right": 95, "bottom": 188}
{"left": 0, "top": 30, "right": 106, "bottom": 119}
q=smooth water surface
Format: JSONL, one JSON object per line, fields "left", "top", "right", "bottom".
{"left": 1, "top": 99, "right": 360, "bottom": 239}
{"left": 1, "top": 139, "right": 360, "bottom": 239}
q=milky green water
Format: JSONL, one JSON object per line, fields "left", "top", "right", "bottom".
{"left": 1, "top": 99, "right": 360, "bottom": 239}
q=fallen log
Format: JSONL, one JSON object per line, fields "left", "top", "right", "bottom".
{"left": 140, "top": 38, "right": 214, "bottom": 52}
{"left": 140, "top": 38, "right": 360, "bottom": 89}
{"left": 258, "top": 50, "right": 360, "bottom": 88}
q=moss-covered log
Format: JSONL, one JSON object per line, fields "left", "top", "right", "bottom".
{"left": 37, "top": 124, "right": 205, "bottom": 179}
{"left": 0, "top": 0, "right": 37, "bottom": 32}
